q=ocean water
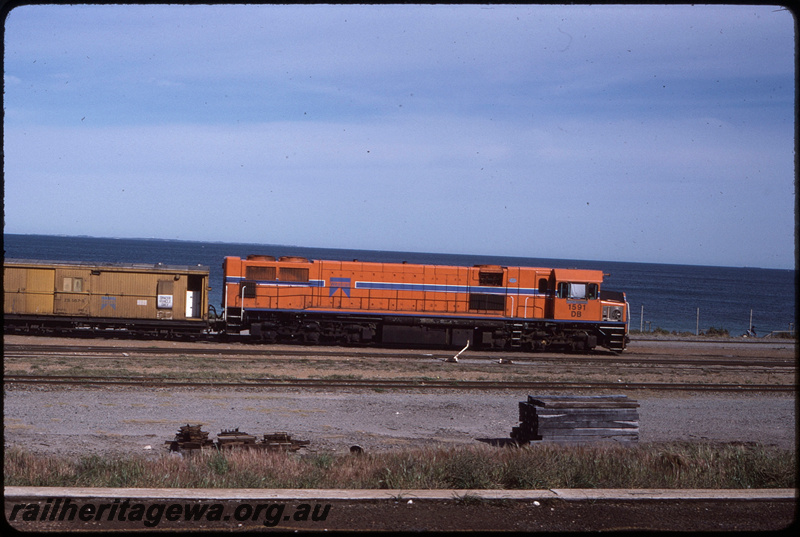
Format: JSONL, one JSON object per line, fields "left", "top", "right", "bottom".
{"left": 4, "top": 234, "right": 796, "bottom": 336}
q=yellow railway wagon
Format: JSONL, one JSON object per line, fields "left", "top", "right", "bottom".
{"left": 4, "top": 259, "right": 209, "bottom": 335}
{"left": 222, "top": 255, "right": 628, "bottom": 352}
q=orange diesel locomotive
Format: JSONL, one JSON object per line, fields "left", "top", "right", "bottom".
{"left": 222, "top": 255, "right": 628, "bottom": 352}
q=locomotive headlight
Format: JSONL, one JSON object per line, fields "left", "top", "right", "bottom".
{"left": 603, "top": 305, "right": 624, "bottom": 321}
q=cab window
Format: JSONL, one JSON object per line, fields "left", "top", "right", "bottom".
{"left": 557, "top": 282, "right": 598, "bottom": 299}
{"left": 587, "top": 283, "right": 598, "bottom": 299}
{"left": 538, "top": 278, "right": 549, "bottom": 295}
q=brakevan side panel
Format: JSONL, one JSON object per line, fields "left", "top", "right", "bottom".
{"left": 89, "top": 270, "right": 171, "bottom": 320}
{"left": 3, "top": 265, "right": 27, "bottom": 314}
{"left": 87, "top": 267, "right": 207, "bottom": 321}
{"left": 3, "top": 266, "right": 55, "bottom": 315}
{"left": 4, "top": 260, "right": 209, "bottom": 325}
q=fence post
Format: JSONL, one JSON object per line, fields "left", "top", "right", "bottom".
{"left": 640, "top": 305, "right": 644, "bottom": 332}
{"left": 696, "top": 308, "right": 700, "bottom": 336}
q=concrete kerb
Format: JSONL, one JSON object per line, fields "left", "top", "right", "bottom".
{"left": 4, "top": 487, "right": 796, "bottom": 502}
{"left": 550, "top": 488, "right": 797, "bottom": 501}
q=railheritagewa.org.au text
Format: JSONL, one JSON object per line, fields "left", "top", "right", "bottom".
{"left": 8, "top": 497, "right": 332, "bottom": 528}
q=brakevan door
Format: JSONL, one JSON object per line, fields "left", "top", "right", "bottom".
{"left": 25, "top": 268, "right": 55, "bottom": 314}
{"left": 53, "top": 269, "right": 90, "bottom": 315}
{"left": 185, "top": 273, "right": 206, "bottom": 319}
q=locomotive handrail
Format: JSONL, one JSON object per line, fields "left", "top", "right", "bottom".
{"left": 222, "top": 283, "right": 228, "bottom": 323}
{"left": 227, "top": 284, "right": 247, "bottom": 323}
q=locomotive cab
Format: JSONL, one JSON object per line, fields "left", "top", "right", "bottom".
{"left": 548, "top": 269, "right": 603, "bottom": 322}
{"left": 544, "top": 269, "right": 628, "bottom": 352}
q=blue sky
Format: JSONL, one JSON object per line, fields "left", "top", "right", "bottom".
{"left": 3, "top": 4, "right": 795, "bottom": 269}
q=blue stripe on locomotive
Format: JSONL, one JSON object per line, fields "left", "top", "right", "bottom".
{"left": 225, "top": 276, "right": 542, "bottom": 296}
{"left": 234, "top": 306, "right": 626, "bottom": 326}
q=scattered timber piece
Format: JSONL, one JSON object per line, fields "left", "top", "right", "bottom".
{"left": 510, "top": 395, "right": 639, "bottom": 445}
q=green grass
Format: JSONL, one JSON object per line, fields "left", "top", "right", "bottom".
{"left": 5, "top": 442, "right": 795, "bottom": 490}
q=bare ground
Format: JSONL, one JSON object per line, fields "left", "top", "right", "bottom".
{"left": 3, "top": 335, "right": 797, "bottom": 532}
{"left": 3, "top": 334, "right": 796, "bottom": 457}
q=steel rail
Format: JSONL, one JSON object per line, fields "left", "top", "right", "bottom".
{"left": 3, "top": 344, "right": 794, "bottom": 368}
{"left": 3, "top": 374, "right": 794, "bottom": 393}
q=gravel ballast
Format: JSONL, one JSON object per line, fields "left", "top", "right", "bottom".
{"left": 3, "top": 385, "right": 795, "bottom": 458}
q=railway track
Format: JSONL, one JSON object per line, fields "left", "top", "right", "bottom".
{"left": 3, "top": 373, "right": 794, "bottom": 393}
{"left": 5, "top": 340, "right": 794, "bottom": 393}
{"left": 3, "top": 343, "right": 795, "bottom": 368}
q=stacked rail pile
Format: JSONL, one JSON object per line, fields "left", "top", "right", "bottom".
{"left": 216, "top": 428, "right": 258, "bottom": 449}
{"left": 166, "top": 425, "right": 310, "bottom": 452}
{"left": 262, "top": 432, "right": 310, "bottom": 451}
{"left": 511, "top": 395, "right": 639, "bottom": 444}
{"left": 167, "top": 424, "right": 215, "bottom": 451}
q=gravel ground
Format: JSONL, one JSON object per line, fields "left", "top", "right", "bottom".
{"left": 4, "top": 335, "right": 796, "bottom": 457}
{"left": 5, "top": 336, "right": 796, "bottom": 533}
{"left": 3, "top": 385, "right": 795, "bottom": 458}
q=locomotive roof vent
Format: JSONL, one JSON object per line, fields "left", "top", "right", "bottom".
{"left": 278, "top": 256, "right": 309, "bottom": 263}
{"left": 246, "top": 255, "right": 276, "bottom": 261}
